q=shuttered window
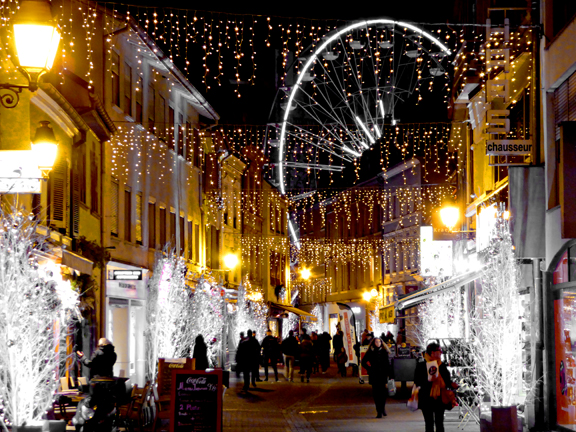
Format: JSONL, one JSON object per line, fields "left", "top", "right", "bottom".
{"left": 111, "top": 52, "right": 120, "bottom": 107}
{"left": 168, "top": 106, "right": 175, "bottom": 150}
{"left": 124, "top": 189, "right": 131, "bottom": 242}
{"left": 554, "top": 70, "right": 576, "bottom": 141}
{"left": 136, "top": 193, "right": 143, "bottom": 245}
{"left": 170, "top": 211, "right": 176, "bottom": 245}
{"left": 187, "top": 220, "right": 193, "bottom": 260}
{"left": 148, "top": 84, "right": 155, "bottom": 134}
{"left": 159, "top": 207, "right": 166, "bottom": 248}
{"left": 135, "top": 77, "right": 143, "bottom": 124}
{"left": 90, "top": 148, "right": 98, "bottom": 213}
{"left": 48, "top": 159, "right": 67, "bottom": 229}
{"left": 148, "top": 201, "right": 156, "bottom": 249}
{"left": 179, "top": 215, "right": 185, "bottom": 256}
{"left": 124, "top": 63, "right": 132, "bottom": 116}
{"left": 110, "top": 180, "right": 119, "bottom": 237}
{"left": 194, "top": 223, "right": 200, "bottom": 263}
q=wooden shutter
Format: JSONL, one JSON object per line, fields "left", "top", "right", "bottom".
{"left": 110, "top": 180, "right": 119, "bottom": 237}
{"left": 49, "top": 159, "right": 68, "bottom": 230}
{"left": 71, "top": 169, "right": 80, "bottom": 237}
{"left": 136, "top": 193, "right": 143, "bottom": 245}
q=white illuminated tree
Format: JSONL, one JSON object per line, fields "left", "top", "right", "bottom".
{"left": 145, "top": 251, "right": 190, "bottom": 380}
{"left": 0, "top": 210, "right": 78, "bottom": 429}
{"left": 415, "top": 289, "right": 464, "bottom": 348}
{"left": 469, "top": 217, "right": 524, "bottom": 408}
{"left": 233, "top": 279, "right": 268, "bottom": 342}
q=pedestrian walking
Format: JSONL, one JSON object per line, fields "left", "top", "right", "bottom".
{"left": 299, "top": 334, "right": 313, "bottom": 382}
{"left": 361, "top": 337, "right": 391, "bottom": 418}
{"left": 235, "top": 332, "right": 246, "bottom": 378}
{"left": 332, "top": 330, "right": 344, "bottom": 362}
{"left": 262, "top": 329, "right": 280, "bottom": 381}
{"left": 414, "top": 342, "right": 458, "bottom": 432}
{"left": 311, "top": 332, "right": 320, "bottom": 374}
{"left": 319, "top": 331, "right": 332, "bottom": 373}
{"left": 236, "top": 329, "right": 260, "bottom": 391}
{"left": 281, "top": 330, "right": 299, "bottom": 382}
{"left": 336, "top": 347, "right": 348, "bottom": 377}
{"left": 192, "top": 334, "right": 209, "bottom": 371}
{"left": 248, "top": 330, "right": 262, "bottom": 384}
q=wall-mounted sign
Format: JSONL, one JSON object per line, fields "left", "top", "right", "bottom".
{"left": 112, "top": 269, "right": 143, "bottom": 280}
{"left": 0, "top": 150, "right": 42, "bottom": 193}
{"left": 486, "top": 140, "right": 532, "bottom": 156}
{"left": 380, "top": 305, "right": 396, "bottom": 324}
{"left": 420, "top": 226, "right": 453, "bottom": 277}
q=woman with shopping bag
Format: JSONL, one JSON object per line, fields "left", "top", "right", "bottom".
{"left": 414, "top": 342, "right": 459, "bottom": 432}
{"left": 361, "top": 337, "right": 391, "bottom": 418}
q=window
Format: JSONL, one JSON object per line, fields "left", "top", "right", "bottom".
{"left": 48, "top": 159, "right": 68, "bottom": 230}
{"left": 135, "top": 76, "right": 143, "bottom": 124}
{"left": 170, "top": 211, "right": 176, "bottom": 245}
{"left": 124, "top": 63, "right": 132, "bottom": 116}
{"left": 75, "top": 142, "right": 86, "bottom": 204}
{"left": 179, "top": 215, "right": 185, "bottom": 256}
{"left": 147, "top": 84, "right": 155, "bottom": 134}
{"left": 148, "top": 201, "right": 156, "bottom": 249}
{"left": 187, "top": 220, "right": 193, "bottom": 260}
{"left": 111, "top": 52, "right": 120, "bottom": 107}
{"left": 136, "top": 192, "right": 143, "bottom": 245}
{"left": 110, "top": 180, "right": 119, "bottom": 237}
{"left": 159, "top": 207, "right": 166, "bottom": 248}
{"left": 185, "top": 121, "right": 192, "bottom": 162}
{"left": 168, "top": 106, "right": 175, "bottom": 150}
{"left": 178, "top": 114, "right": 184, "bottom": 156}
{"left": 194, "top": 223, "right": 200, "bottom": 263}
{"left": 158, "top": 95, "right": 166, "bottom": 140}
{"left": 124, "top": 189, "right": 131, "bottom": 242}
{"left": 90, "top": 148, "right": 98, "bottom": 212}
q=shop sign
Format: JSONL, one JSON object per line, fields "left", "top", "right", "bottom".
{"left": 0, "top": 150, "right": 42, "bottom": 193}
{"left": 112, "top": 269, "right": 143, "bottom": 280}
{"left": 420, "top": 226, "right": 453, "bottom": 277}
{"left": 380, "top": 305, "right": 395, "bottom": 324}
{"left": 484, "top": 19, "right": 532, "bottom": 159}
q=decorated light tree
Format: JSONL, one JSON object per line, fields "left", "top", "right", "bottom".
{"left": 309, "top": 304, "right": 324, "bottom": 334}
{"left": 415, "top": 289, "right": 464, "bottom": 348}
{"left": 186, "top": 275, "right": 225, "bottom": 365}
{"left": 145, "top": 251, "right": 190, "bottom": 380}
{"left": 0, "top": 210, "right": 79, "bottom": 430}
{"left": 469, "top": 213, "right": 524, "bottom": 410}
{"left": 233, "top": 278, "right": 268, "bottom": 341}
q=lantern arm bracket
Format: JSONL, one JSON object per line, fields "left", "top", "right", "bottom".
{"left": 0, "top": 84, "right": 26, "bottom": 109}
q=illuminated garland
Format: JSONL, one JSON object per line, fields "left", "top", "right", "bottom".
{"left": 300, "top": 278, "right": 332, "bottom": 305}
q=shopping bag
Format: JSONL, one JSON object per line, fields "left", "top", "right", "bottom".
{"left": 387, "top": 378, "right": 396, "bottom": 396}
{"left": 407, "top": 385, "right": 419, "bottom": 412}
{"left": 441, "top": 388, "right": 458, "bottom": 411}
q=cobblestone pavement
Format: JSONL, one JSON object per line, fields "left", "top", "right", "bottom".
{"left": 223, "top": 364, "right": 480, "bottom": 432}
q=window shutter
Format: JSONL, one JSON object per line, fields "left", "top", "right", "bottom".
{"left": 49, "top": 159, "right": 68, "bottom": 229}
{"left": 136, "top": 193, "right": 143, "bottom": 245}
{"left": 111, "top": 180, "right": 119, "bottom": 237}
{"left": 71, "top": 169, "right": 80, "bottom": 237}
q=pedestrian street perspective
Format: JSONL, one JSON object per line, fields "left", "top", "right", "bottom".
{"left": 0, "top": 0, "right": 575, "bottom": 431}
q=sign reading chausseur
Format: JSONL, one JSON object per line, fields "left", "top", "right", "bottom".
{"left": 484, "top": 19, "right": 532, "bottom": 158}
{"left": 111, "top": 270, "right": 143, "bottom": 280}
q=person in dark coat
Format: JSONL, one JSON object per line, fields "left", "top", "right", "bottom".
{"left": 299, "top": 334, "right": 313, "bottom": 382}
{"left": 193, "top": 334, "right": 209, "bottom": 371}
{"left": 77, "top": 338, "right": 117, "bottom": 379}
{"left": 236, "top": 329, "right": 260, "bottom": 391}
{"left": 361, "top": 337, "right": 391, "bottom": 418}
{"left": 318, "top": 332, "right": 332, "bottom": 373}
{"left": 262, "top": 330, "right": 280, "bottom": 381}
{"left": 414, "top": 342, "right": 458, "bottom": 432}
{"left": 281, "top": 330, "right": 299, "bottom": 382}
{"left": 332, "top": 330, "right": 344, "bottom": 362}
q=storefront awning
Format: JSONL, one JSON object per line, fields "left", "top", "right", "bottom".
{"left": 62, "top": 250, "right": 94, "bottom": 275}
{"left": 271, "top": 302, "right": 318, "bottom": 322}
{"left": 396, "top": 268, "right": 483, "bottom": 311}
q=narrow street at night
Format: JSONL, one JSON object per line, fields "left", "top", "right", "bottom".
{"left": 224, "top": 364, "right": 479, "bottom": 432}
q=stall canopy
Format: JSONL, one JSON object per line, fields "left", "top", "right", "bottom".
{"left": 271, "top": 302, "right": 318, "bottom": 322}
{"left": 396, "top": 268, "right": 484, "bottom": 311}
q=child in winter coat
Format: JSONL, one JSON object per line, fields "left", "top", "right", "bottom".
{"left": 336, "top": 347, "right": 348, "bottom": 377}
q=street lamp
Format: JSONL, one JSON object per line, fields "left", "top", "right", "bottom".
{"left": 440, "top": 206, "right": 459, "bottom": 231}
{"left": 1, "top": 0, "right": 61, "bottom": 107}
{"left": 223, "top": 253, "right": 238, "bottom": 271}
{"left": 32, "top": 121, "right": 58, "bottom": 178}
{"left": 301, "top": 268, "right": 311, "bottom": 280}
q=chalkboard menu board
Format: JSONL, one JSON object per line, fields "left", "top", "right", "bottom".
{"left": 170, "top": 369, "right": 223, "bottom": 432}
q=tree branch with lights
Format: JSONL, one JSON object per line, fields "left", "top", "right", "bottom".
{"left": 0, "top": 210, "right": 79, "bottom": 429}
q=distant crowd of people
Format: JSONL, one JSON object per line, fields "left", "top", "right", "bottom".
{"left": 234, "top": 328, "right": 335, "bottom": 392}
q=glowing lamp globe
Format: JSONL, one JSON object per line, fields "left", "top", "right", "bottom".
{"left": 362, "top": 291, "right": 373, "bottom": 302}
{"left": 440, "top": 206, "right": 459, "bottom": 230}
{"left": 223, "top": 253, "right": 239, "bottom": 270}
{"left": 13, "top": 0, "right": 61, "bottom": 78}
{"left": 301, "top": 268, "right": 311, "bottom": 280}
{"left": 370, "top": 288, "right": 378, "bottom": 298}
{"left": 32, "top": 121, "right": 58, "bottom": 176}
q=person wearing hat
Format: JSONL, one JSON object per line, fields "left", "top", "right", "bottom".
{"left": 77, "top": 338, "right": 117, "bottom": 379}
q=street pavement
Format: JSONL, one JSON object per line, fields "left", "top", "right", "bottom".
{"left": 224, "top": 362, "right": 480, "bottom": 432}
